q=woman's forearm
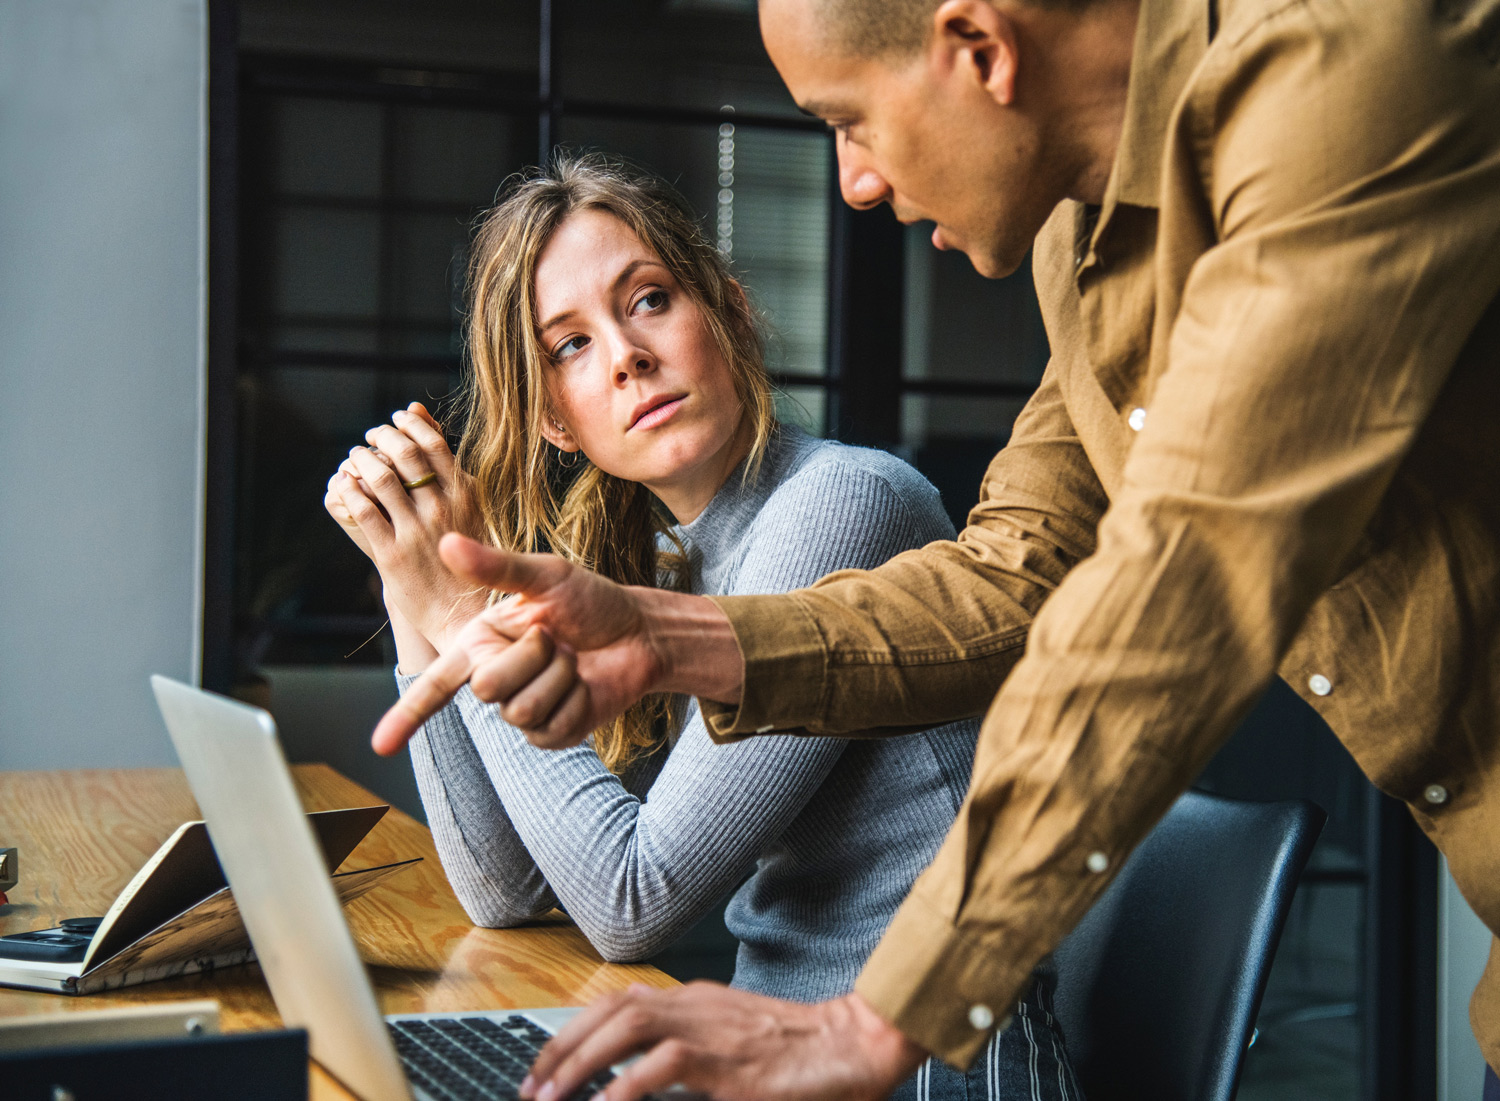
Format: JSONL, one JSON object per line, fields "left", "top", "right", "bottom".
{"left": 453, "top": 686, "right": 843, "bottom": 961}
{"left": 387, "top": 593, "right": 440, "bottom": 674}
{"left": 402, "top": 692, "right": 558, "bottom": 925}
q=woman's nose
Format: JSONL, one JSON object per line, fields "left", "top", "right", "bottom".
{"left": 837, "top": 135, "right": 891, "bottom": 210}
{"left": 612, "top": 338, "right": 656, "bottom": 385}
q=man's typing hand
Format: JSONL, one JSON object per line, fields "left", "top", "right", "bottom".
{"left": 371, "top": 533, "right": 744, "bottom": 755}
{"left": 520, "top": 984, "right": 927, "bottom": 1101}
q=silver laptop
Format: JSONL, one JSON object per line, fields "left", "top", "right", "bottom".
{"left": 150, "top": 675, "right": 609, "bottom": 1101}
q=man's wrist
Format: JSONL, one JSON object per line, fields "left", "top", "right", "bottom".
{"left": 839, "top": 992, "right": 929, "bottom": 1084}
{"left": 641, "top": 589, "right": 745, "bottom": 704}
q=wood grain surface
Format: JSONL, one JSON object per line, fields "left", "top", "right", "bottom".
{"left": 0, "top": 765, "right": 676, "bottom": 1098}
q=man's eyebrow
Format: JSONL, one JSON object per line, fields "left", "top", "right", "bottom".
{"left": 537, "top": 257, "right": 666, "bottom": 333}
{"left": 797, "top": 100, "right": 848, "bottom": 121}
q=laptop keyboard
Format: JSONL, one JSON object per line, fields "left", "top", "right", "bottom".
{"left": 389, "top": 1015, "right": 615, "bottom": 1101}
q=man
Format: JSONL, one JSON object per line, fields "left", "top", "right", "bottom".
{"left": 377, "top": 0, "right": 1500, "bottom": 1096}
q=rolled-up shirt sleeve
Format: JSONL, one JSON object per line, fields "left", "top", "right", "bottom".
{"left": 702, "top": 360, "right": 1107, "bottom": 740}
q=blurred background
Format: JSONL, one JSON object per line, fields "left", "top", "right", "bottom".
{"left": 0, "top": 2, "right": 1489, "bottom": 1098}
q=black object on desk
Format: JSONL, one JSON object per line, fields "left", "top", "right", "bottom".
{"left": 0, "top": 1027, "right": 308, "bottom": 1100}
{"left": 0, "top": 920, "right": 101, "bottom": 964}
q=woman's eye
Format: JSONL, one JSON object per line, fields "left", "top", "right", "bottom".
{"left": 635, "top": 289, "right": 668, "bottom": 314}
{"left": 553, "top": 335, "right": 588, "bottom": 361}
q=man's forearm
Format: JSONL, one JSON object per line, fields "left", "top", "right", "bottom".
{"left": 643, "top": 588, "right": 746, "bottom": 705}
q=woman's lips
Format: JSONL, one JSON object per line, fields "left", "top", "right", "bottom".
{"left": 631, "top": 395, "right": 686, "bottom": 431}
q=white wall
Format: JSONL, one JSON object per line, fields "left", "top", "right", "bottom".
{"left": 0, "top": 0, "right": 207, "bottom": 769}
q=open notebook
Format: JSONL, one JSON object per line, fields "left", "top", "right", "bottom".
{"left": 0, "top": 804, "right": 417, "bottom": 995}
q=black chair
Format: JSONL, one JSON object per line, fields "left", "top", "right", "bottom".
{"left": 1050, "top": 789, "right": 1325, "bottom": 1101}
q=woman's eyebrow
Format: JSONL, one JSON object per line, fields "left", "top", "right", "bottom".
{"left": 610, "top": 257, "right": 666, "bottom": 292}
{"left": 538, "top": 258, "right": 667, "bottom": 333}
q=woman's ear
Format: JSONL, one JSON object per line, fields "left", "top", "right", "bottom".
{"left": 727, "top": 279, "right": 749, "bottom": 313}
{"left": 539, "top": 412, "right": 579, "bottom": 454}
{"left": 726, "top": 279, "right": 754, "bottom": 334}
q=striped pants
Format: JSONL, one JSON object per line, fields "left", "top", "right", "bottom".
{"left": 890, "top": 978, "right": 1083, "bottom": 1101}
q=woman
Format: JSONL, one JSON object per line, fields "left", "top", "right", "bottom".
{"left": 326, "top": 154, "right": 1080, "bottom": 1100}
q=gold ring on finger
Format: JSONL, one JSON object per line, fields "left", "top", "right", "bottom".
{"left": 401, "top": 472, "right": 437, "bottom": 490}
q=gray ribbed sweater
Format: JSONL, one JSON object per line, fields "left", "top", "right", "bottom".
{"left": 400, "top": 426, "right": 981, "bottom": 1003}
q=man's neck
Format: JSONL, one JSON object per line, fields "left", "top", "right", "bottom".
{"left": 1025, "top": 0, "right": 1142, "bottom": 205}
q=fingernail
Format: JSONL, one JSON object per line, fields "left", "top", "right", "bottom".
{"left": 392, "top": 409, "right": 407, "bottom": 420}
{"left": 518, "top": 1076, "right": 536, "bottom": 1099}
{"left": 536, "top": 1082, "right": 556, "bottom": 1101}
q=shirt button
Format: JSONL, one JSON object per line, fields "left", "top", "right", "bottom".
{"left": 968, "top": 1004, "right": 995, "bottom": 1030}
{"left": 1308, "top": 674, "right": 1332, "bottom": 696}
{"left": 1086, "top": 851, "right": 1110, "bottom": 873}
{"left": 1424, "top": 784, "right": 1449, "bottom": 806}
{"left": 1128, "top": 407, "right": 1147, "bottom": 432}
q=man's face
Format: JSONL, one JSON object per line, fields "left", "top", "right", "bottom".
{"left": 760, "top": 0, "right": 1056, "bottom": 278}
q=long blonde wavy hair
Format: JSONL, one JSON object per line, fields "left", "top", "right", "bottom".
{"left": 459, "top": 152, "right": 777, "bottom": 773}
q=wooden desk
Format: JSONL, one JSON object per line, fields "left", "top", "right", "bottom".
{"left": 0, "top": 765, "right": 676, "bottom": 1098}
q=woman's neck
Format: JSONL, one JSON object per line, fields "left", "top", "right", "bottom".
{"left": 647, "top": 415, "right": 758, "bottom": 524}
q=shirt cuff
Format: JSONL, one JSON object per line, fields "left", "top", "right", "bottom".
{"left": 699, "top": 593, "right": 828, "bottom": 742}
{"left": 854, "top": 890, "right": 1036, "bottom": 1071}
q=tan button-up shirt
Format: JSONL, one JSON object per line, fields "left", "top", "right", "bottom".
{"left": 702, "top": 0, "right": 1500, "bottom": 1071}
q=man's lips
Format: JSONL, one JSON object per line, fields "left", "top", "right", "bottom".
{"left": 629, "top": 393, "right": 687, "bottom": 430}
{"left": 894, "top": 213, "right": 951, "bottom": 252}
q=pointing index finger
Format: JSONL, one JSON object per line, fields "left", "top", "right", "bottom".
{"left": 372, "top": 645, "right": 476, "bottom": 755}
{"left": 438, "top": 533, "right": 567, "bottom": 597}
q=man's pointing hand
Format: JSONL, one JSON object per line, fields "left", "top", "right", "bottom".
{"left": 371, "top": 533, "right": 745, "bottom": 755}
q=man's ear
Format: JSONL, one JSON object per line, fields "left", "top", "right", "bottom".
{"left": 930, "top": 0, "right": 1020, "bottom": 107}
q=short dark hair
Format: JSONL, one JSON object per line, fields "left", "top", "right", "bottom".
{"left": 811, "top": 0, "right": 1100, "bottom": 60}
{"left": 812, "top": 0, "right": 938, "bottom": 58}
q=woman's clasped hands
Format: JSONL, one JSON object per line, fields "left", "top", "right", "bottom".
{"left": 323, "top": 401, "right": 489, "bottom": 665}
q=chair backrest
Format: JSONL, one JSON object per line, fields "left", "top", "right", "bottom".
{"left": 1050, "top": 789, "right": 1324, "bottom": 1101}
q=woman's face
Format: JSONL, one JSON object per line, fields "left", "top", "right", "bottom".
{"left": 534, "top": 208, "right": 749, "bottom": 522}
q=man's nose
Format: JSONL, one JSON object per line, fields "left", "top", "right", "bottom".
{"left": 837, "top": 135, "right": 890, "bottom": 210}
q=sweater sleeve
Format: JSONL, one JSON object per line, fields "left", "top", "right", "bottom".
{"left": 403, "top": 687, "right": 557, "bottom": 924}
{"left": 404, "top": 682, "right": 669, "bottom": 926}
{"left": 404, "top": 456, "right": 954, "bottom": 962}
